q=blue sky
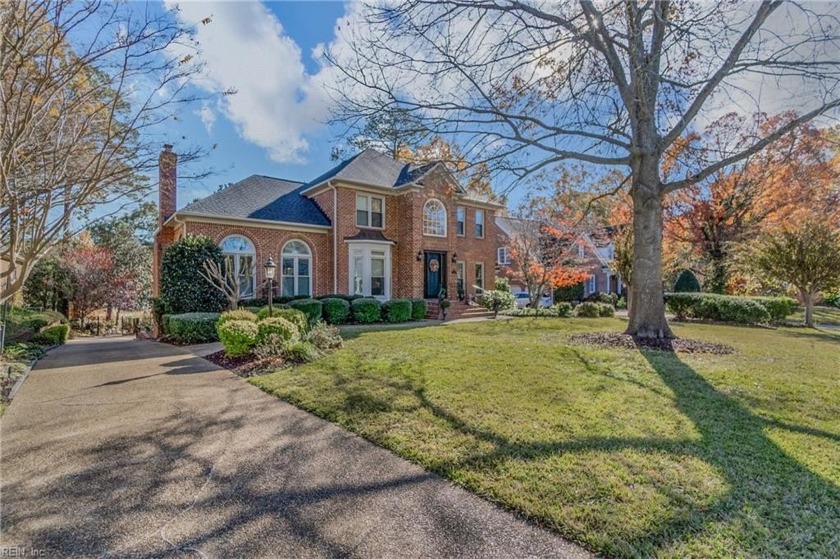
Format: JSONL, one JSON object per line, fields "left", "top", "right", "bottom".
{"left": 159, "top": 1, "right": 357, "bottom": 208}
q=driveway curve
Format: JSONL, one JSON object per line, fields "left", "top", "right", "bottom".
{"left": 1, "top": 337, "right": 591, "bottom": 558}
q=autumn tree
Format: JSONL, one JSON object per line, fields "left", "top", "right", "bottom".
{"left": 0, "top": 0, "right": 215, "bottom": 304}
{"left": 61, "top": 240, "right": 116, "bottom": 326}
{"left": 747, "top": 221, "right": 840, "bottom": 328}
{"left": 664, "top": 114, "right": 839, "bottom": 293}
{"left": 329, "top": 1, "right": 840, "bottom": 338}
{"left": 501, "top": 211, "right": 588, "bottom": 307}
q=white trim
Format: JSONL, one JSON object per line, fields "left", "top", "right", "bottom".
{"left": 474, "top": 262, "right": 485, "bottom": 292}
{"left": 355, "top": 192, "right": 385, "bottom": 229}
{"left": 344, "top": 239, "right": 395, "bottom": 246}
{"left": 280, "top": 239, "right": 313, "bottom": 298}
{"left": 422, "top": 198, "right": 447, "bottom": 237}
{"left": 497, "top": 247, "right": 510, "bottom": 265}
{"left": 175, "top": 212, "right": 330, "bottom": 233}
{"left": 301, "top": 178, "right": 420, "bottom": 197}
{"left": 219, "top": 234, "right": 257, "bottom": 298}
{"left": 474, "top": 209, "right": 485, "bottom": 238}
{"left": 348, "top": 243, "right": 392, "bottom": 301}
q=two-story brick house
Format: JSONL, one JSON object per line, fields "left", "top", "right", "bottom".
{"left": 152, "top": 146, "right": 503, "bottom": 305}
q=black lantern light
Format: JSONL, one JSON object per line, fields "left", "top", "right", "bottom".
{"left": 264, "top": 257, "right": 276, "bottom": 314}
{"left": 416, "top": 251, "right": 423, "bottom": 262}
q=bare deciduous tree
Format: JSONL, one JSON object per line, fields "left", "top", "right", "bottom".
{"left": 327, "top": 0, "right": 840, "bottom": 338}
{"left": 1, "top": 0, "right": 218, "bottom": 303}
{"left": 199, "top": 258, "right": 246, "bottom": 311}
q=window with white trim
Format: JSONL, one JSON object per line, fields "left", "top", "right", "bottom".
{"left": 475, "top": 209, "right": 485, "bottom": 238}
{"left": 456, "top": 206, "right": 465, "bottom": 236}
{"left": 423, "top": 199, "right": 447, "bottom": 236}
{"left": 578, "top": 243, "right": 585, "bottom": 258}
{"left": 280, "top": 240, "right": 312, "bottom": 297}
{"left": 349, "top": 243, "right": 392, "bottom": 299}
{"left": 497, "top": 247, "right": 510, "bottom": 265}
{"left": 356, "top": 194, "right": 384, "bottom": 228}
{"left": 588, "top": 274, "right": 596, "bottom": 294}
{"left": 475, "top": 262, "right": 485, "bottom": 292}
{"left": 220, "top": 235, "right": 256, "bottom": 298}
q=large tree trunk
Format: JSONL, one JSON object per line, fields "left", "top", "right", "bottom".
{"left": 801, "top": 289, "right": 815, "bottom": 328}
{"left": 625, "top": 165, "right": 674, "bottom": 339}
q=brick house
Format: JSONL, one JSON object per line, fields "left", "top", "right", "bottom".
{"left": 152, "top": 146, "right": 503, "bottom": 306}
{"left": 495, "top": 216, "right": 626, "bottom": 298}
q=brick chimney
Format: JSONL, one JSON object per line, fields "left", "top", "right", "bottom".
{"left": 159, "top": 144, "right": 177, "bottom": 227}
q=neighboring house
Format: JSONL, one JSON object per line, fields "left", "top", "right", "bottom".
{"left": 152, "top": 146, "right": 503, "bottom": 303}
{"left": 495, "top": 216, "right": 626, "bottom": 297}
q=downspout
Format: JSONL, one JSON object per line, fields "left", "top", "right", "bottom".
{"left": 329, "top": 181, "right": 338, "bottom": 293}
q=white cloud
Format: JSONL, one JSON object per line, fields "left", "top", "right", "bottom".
{"left": 196, "top": 102, "right": 216, "bottom": 134}
{"left": 165, "top": 1, "right": 330, "bottom": 163}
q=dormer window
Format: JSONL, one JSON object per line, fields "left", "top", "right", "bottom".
{"left": 356, "top": 194, "right": 384, "bottom": 228}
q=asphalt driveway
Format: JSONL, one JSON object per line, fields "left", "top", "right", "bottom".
{"left": 1, "top": 337, "right": 591, "bottom": 558}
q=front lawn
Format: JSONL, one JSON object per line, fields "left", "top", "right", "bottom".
{"left": 791, "top": 305, "right": 840, "bottom": 328}
{"left": 251, "top": 318, "right": 840, "bottom": 558}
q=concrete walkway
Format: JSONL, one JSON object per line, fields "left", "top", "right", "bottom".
{"left": 1, "top": 337, "right": 591, "bottom": 558}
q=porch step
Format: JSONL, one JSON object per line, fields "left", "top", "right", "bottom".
{"left": 425, "top": 299, "right": 496, "bottom": 321}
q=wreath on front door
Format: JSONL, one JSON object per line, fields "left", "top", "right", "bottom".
{"left": 429, "top": 258, "right": 440, "bottom": 272}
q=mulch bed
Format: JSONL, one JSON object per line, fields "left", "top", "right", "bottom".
{"left": 569, "top": 332, "right": 735, "bottom": 354}
{"left": 203, "top": 350, "right": 284, "bottom": 377}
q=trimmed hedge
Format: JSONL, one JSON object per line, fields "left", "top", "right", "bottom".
{"left": 574, "top": 302, "right": 601, "bottom": 318}
{"left": 31, "top": 324, "right": 70, "bottom": 346}
{"left": 597, "top": 303, "right": 616, "bottom": 317}
{"left": 321, "top": 298, "right": 351, "bottom": 324}
{"left": 257, "top": 317, "right": 299, "bottom": 344}
{"left": 217, "top": 319, "right": 258, "bottom": 357}
{"left": 315, "top": 293, "right": 365, "bottom": 302}
{"left": 410, "top": 299, "right": 427, "bottom": 320}
{"left": 555, "top": 282, "right": 585, "bottom": 302}
{"left": 502, "top": 302, "right": 573, "bottom": 318}
{"left": 664, "top": 293, "right": 771, "bottom": 325}
{"left": 167, "top": 312, "right": 221, "bottom": 343}
{"left": 352, "top": 298, "right": 382, "bottom": 323}
{"left": 674, "top": 269, "right": 701, "bottom": 292}
{"left": 160, "top": 235, "right": 227, "bottom": 314}
{"left": 382, "top": 299, "right": 412, "bottom": 323}
{"left": 218, "top": 309, "right": 258, "bottom": 325}
{"left": 289, "top": 299, "right": 323, "bottom": 326}
{"left": 750, "top": 296, "right": 797, "bottom": 323}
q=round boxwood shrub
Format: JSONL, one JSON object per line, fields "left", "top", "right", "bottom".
{"left": 289, "top": 299, "right": 323, "bottom": 326}
{"left": 410, "top": 299, "right": 427, "bottom": 321}
{"left": 574, "top": 301, "right": 600, "bottom": 318}
{"left": 674, "top": 269, "right": 701, "bottom": 293}
{"left": 382, "top": 299, "right": 412, "bottom": 323}
{"left": 167, "top": 312, "right": 221, "bottom": 343}
{"left": 257, "top": 317, "right": 299, "bottom": 344}
{"left": 597, "top": 303, "right": 616, "bottom": 317}
{"left": 31, "top": 324, "right": 70, "bottom": 346}
{"left": 218, "top": 309, "right": 258, "bottom": 325}
{"left": 321, "top": 298, "right": 350, "bottom": 324}
{"left": 480, "top": 290, "right": 516, "bottom": 318}
{"left": 217, "top": 319, "right": 259, "bottom": 357}
{"left": 160, "top": 235, "right": 227, "bottom": 314}
{"left": 352, "top": 298, "right": 382, "bottom": 323}
{"left": 552, "top": 302, "right": 573, "bottom": 317}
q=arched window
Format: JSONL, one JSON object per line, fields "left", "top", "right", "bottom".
{"left": 220, "top": 235, "right": 256, "bottom": 298}
{"left": 423, "top": 199, "right": 447, "bottom": 237}
{"left": 281, "top": 240, "right": 312, "bottom": 297}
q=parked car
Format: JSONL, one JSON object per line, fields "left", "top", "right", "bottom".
{"left": 514, "top": 292, "right": 553, "bottom": 309}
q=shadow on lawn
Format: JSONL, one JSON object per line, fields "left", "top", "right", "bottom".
{"left": 335, "top": 346, "right": 840, "bottom": 557}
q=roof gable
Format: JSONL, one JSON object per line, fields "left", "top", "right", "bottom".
{"left": 302, "top": 149, "right": 443, "bottom": 191}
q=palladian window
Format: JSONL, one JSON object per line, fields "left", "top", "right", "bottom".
{"left": 220, "top": 235, "right": 256, "bottom": 298}
{"left": 423, "top": 199, "right": 447, "bottom": 237}
{"left": 280, "top": 240, "right": 312, "bottom": 297}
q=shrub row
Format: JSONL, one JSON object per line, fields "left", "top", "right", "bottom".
{"left": 163, "top": 312, "right": 221, "bottom": 343}
{"left": 502, "top": 302, "right": 573, "bottom": 318}
{"left": 664, "top": 293, "right": 795, "bottom": 324}
{"left": 248, "top": 298, "right": 429, "bottom": 325}
{"left": 30, "top": 324, "right": 71, "bottom": 346}
{"left": 574, "top": 302, "right": 615, "bottom": 318}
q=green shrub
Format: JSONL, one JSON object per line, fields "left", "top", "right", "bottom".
{"left": 257, "top": 317, "right": 299, "bottom": 344}
{"left": 160, "top": 235, "right": 227, "bottom": 314}
{"left": 2, "top": 342, "right": 46, "bottom": 361}
{"left": 321, "top": 298, "right": 351, "bottom": 324}
{"left": 824, "top": 291, "right": 840, "bottom": 308}
{"left": 30, "top": 324, "right": 70, "bottom": 346}
{"left": 674, "top": 269, "right": 701, "bottom": 292}
{"left": 258, "top": 308, "right": 308, "bottom": 333}
{"left": 382, "top": 299, "right": 412, "bottom": 323}
{"left": 750, "top": 296, "right": 797, "bottom": 323}
{"left": 574, "top": 302, "right": 601, "bottom": 318}
{"left": 218, "top": 309, "right": 259, "bottom": 325}
{"left": 664, "top": 293, "right": 771, "bottom": 325}
{"left": 305, "top": 322, "right": 343, "bottom": 351}
{"left": 480, "top": 290, "right": 516, "bottom": 317}
{"left": 616, "top": 296, "right": 627, "bottom": 310}
{"left": 289, "top": 298, "right": 323, "bottom": 326}
{"left": 166, "top": 312, "right": 221, "bottom": 343}
{"left": 555, "top": 282, "right": 585, "bottom": 302}
{"left": 283, "top": 341, "right": 320, "bottom": 364}
{"left": 494, "top": 276, "right": 511, "bottom": 292}
{"left": 410, "top": 299, "right": 427, "bottom": 320}
{"left": 244, "top": 306, "right": 263, "bottom": 314}
{"left": 352, "top": 298, "right": 382, "bottom": 323}
{"left": 597, "top": 303, "right": 616, "bottom": 317}
{"left": 216, "top": 319, "right": 259, "bottom": 357}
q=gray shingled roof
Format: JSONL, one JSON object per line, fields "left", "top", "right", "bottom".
{"left": 179, "top": 175, "right": 331, "bottom": 227}
{"left": 302, "top": 149, "right": 440, "bottom": 190}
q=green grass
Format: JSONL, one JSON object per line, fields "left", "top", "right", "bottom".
{"left": 790, "top": 305, "right": 840, "bottom": 328}
{"left": 4, "top": 306, "right": 67, "bottom": 343}
{"left": 251, "top": 318, "right": 840, "bottom": 558}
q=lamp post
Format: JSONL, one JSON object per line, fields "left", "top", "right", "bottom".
{"left": 264, "top": 257, "right": 276, "bottom": 315}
